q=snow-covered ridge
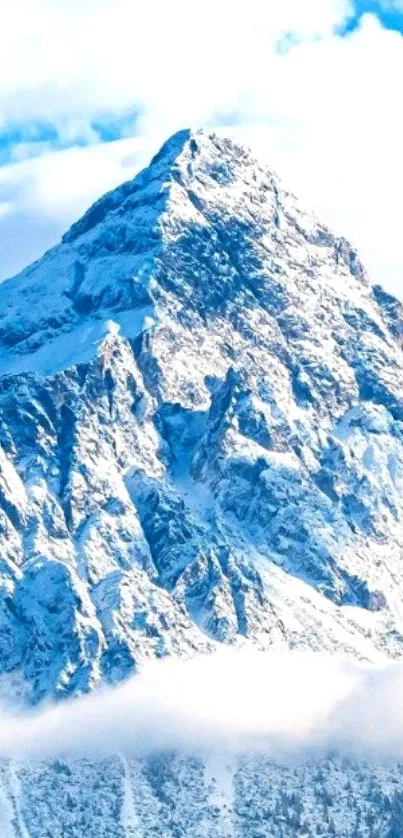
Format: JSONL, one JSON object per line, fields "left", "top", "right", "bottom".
{"left": 0, "top": 127, "right": 402, "bottom": 711}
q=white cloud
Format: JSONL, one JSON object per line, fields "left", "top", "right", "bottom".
{"left": 0, "top": 1, "right": 352, "bottom": 133}
{"left": 0, "top": 201, "right": 14, "bottom": 220}
{"left": 1, "top": 649, "right": 403, "bottom": 762}
{"left": 0, "top": 1, "right": 402, "bottom": 298}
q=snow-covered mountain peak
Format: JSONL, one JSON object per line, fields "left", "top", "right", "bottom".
{"left": 2, "top": 128, "right": 403, "bottom": 838}
{"left": 0, "top": 127, "right": 373, "bottom": 374}
{"left": 61, "top": 128, "right": 253, "bottom": 246}
{"left": 0, "top": 129, "right": 402, "bottom": 713}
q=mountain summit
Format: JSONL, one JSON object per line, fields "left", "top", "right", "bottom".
{"left": 0, "top": 129, "right": 403, "bottom": 705}
{"left": 1, "top": 129, "right": 403, "bottom": 836}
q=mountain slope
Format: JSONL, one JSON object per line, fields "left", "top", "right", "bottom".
{"left": 0, "top": 129, "right": 403, "bottom": 705}
{"left": 1, "top": 752, "right": 403, "bottom": 838}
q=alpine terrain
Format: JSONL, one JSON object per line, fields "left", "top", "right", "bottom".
{"left": 0, "top": 129, "right": 403, "bottom": 836}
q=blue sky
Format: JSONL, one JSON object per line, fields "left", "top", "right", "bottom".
{"left": 0, "top": 113, "right": 140, "bottom": 167}
{"left": 0, "top": 0, "right": 402, "bottom": 297}
{"left": 349, "top": 0, "right": 403, "bottom": 30}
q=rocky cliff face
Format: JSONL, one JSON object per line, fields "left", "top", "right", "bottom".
{"left": 0, "top": 129, "right": 403, "bottom": 707}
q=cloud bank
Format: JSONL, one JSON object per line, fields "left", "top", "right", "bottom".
{"left": 1, "top": 649, "right": 403, "bottom": 764}
{"left": 0, "top": 0, "right": 352, "bottom": 133}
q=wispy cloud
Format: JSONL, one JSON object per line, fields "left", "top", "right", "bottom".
{"left": 1, "top": 650, "right": 403, "bottom": 763}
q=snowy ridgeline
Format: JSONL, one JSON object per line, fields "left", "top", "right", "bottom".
{"left": 0, "top": 753, "right": 403, "bottom": 838}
